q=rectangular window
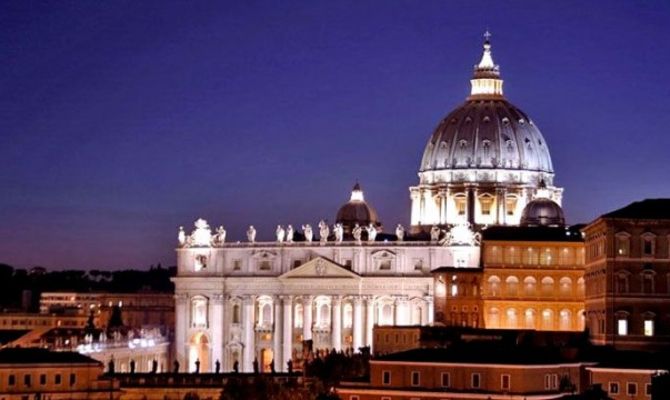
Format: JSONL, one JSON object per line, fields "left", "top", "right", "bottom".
{"left": 552, "top": 374, "right": 559, "bottom": 389}
{"left": 471, "top": 373, "right": 481, "bottom": 389}
{"left": 40, "top": 374, "right": 46, "bottom": 385}
{"left": 344, "top": 259, "right": 352, "bottom": 269}
{"left": 379, "top": 260, "right": 392, "bottom": 270}
{"left": 292, "top": 259, "right": 302, "bottom": 269}
{"left": 646, "top": 383, "right": 652, "bottom": 396}
{"left": 24, "top": 374, "right": 31, "bottom": 387}
{"left": 618, "top": 318, "right": 628, "bottom": 335}
{"left": 609, "top": 382, "right": 619, "bottom": 394}
{"left": 643, "top": 240, "right": 653, "bottom": 256}
{"left": 232, "top": 259, "right": 241, "bottom": 270}
{"left": 456, "top": 197, "right": 467, "bottom": 216}
{"left": 69, "top": 373, "right": 76, "bottom": 386}
{"left": 413, "top": 259, "right": 424, "bottom": 270}
{"left": 55, "top": 374, "right": 61, "bottom": 385}
{"left": 349, "top": 396, "right": 359, "bottom": 400}
{"left": 501, "top": 374, "right": 511, "bottom": 391}
{"left": 627, "top": 382, "right": 637, "bottom": 396}
{"left": 8, "top": 374, "right": 15, "bottom": 386}
{"left": 259, "top": 260, "right": 271, "bottom": 270}
{"left": 480, "top": 196, "right": 493, "bottom": 215}
{"left": 645, "top": 319, "right": 654, "bottom": 336}
{"left": 411, "top": 371, "right": 420, "bottom": 386}
{"left": 441, "top": 372, "right": 450, "bottom": 388}
{"left": 544, "top": 374, "right": 551, "bottom": 390}
{"left": 382, "top": 370, "right": 391, "bottom": 385}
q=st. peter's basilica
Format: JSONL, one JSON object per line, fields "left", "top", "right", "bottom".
{"left": 172, "top": 34, "right": 572, "bottom": 373}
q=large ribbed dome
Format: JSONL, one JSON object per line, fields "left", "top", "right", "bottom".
{"left": 420, "top": 99, "right": 553, "bottom": 172}
{"left": 409, "top": 32, "right": 563, "bottom": 229}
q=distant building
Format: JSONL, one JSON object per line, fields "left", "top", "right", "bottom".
{"left": 39, "top": 292, "right": 174, "bottom": 331}
{"left": 0, "top": 348, "right": 119, "bottom": 400}
{"left": 583, "top": 199, "right": 670, "bottom": 350}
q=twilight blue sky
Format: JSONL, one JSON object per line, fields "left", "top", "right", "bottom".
{"left": 1, "top": 1, "right": 669, "bottom": 269}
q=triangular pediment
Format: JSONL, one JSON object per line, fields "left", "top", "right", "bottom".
{"left": 279, "top": 257, "right": 360, "bottom": 280}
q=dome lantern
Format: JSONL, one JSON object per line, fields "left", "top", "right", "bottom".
{"left": 469, "top": 31, "right": 504, "bottom": 99}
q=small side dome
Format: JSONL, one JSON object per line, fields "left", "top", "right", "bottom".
{"left": 520, "top": 198, "right": 566, "bottom": 227}
{"left": 335, "top": 183, "right": 381, "bottom": 233}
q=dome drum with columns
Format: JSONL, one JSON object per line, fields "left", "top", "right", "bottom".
{"left": 410, "top": 33, "right": 563, "bottom": 232}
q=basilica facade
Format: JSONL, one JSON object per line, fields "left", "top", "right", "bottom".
{"left": 172, "top": 35, "right": 572, "bottom": 373}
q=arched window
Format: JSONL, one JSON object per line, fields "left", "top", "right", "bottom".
{"left": 541, "top": 277, "right": 554, "bottom": 296}
{"left": 641, "top": 270, "right": 655, "bottom": 294}
{"left": 343, "top": 303, "right": 353, "bottom": 329}
{"left": 616, "top": 272, "right": 629, "bottom": 293}
{"left": 577, "top": 277, "right": 585, "bottom": 297}
{"left": 487, "top": 308, "right": 500, "bottom": 328}
{"left": 615, "top": 232, "right": 630, "bottom": 256}
{"left": 540, "top": 248, "right": 554, "bottom": 265}
{"left": 524, "top": 309, "right": 536, "bottom": 329}
{"left": 524, "top": 276, "right": 537, "bottom": 296}
{"left": 318, "top": 303, "right": 330, "bottom": 328}
{"left": 506, "top": 308, "right": 518, "bottom": 329}
{"left": 641, "top": 233, "right": 656, "bottom": 257}
{"left": 559, "top": 309, "right": 571, "bottom": 331}
{"left": 525, "top": 247, "right": 538, "bottom": 265}
{"left": 488, "top": 276, "right": 501, "bottom": 297}
{"left": 191, "top": 297, "right": 208, "bottom": 328}
{"left": 261, "top": 303, "right": 272, "bottom": 326}
{"left": 505, "top": 276, "right": 519, "bottom": 296}
{"left": 541, "top": 309, "right": 554, "bottom": 330}
{"left": 380, "top": 303, "right": 394, "bottom": 326}
{"left": 559, "top": 277, "right": 573, "bottom": 297}
{"left": 294, "top": 304, "right": 303, "bottom": 329}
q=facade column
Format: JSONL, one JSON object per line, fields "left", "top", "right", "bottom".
{"left": 421, "top": 299, "right": 429, "bottom": 325}
{"left": 273, "top": 297, "right": 282, "bottom": 371}
{"left": 410, "top": 189, "right": 421, "bottom": 226}
{"left": 466, "top": 186, "right": 476, "bottom": 225}
{"left": 281, "top": 296, "right": 293, "bottom": 371}
{"left": 331, "top": 296, "right": 342, "bottom": 351}
{"left": 501, "top": 188, "right": 508, "bottom": 224}
{"left": 495, "top": 187, "right": 502, "bottom": 225}
{"left": 174, "top": 293, "right": 188, "bottom": 369}
{"left": 352, "top": 296, "right": 363, "bottom": 352}
{"left": 242, "top": 295, "right": 256, "bottom": 372}
{"left": 211, "top": 294, "right": 225, "bottom": 372}
{"left": 425, "top": 296, "right": 434, "bottom": 325}
{"left": 365, "top": 296, "right": 375, "bottom": 353}
{"left": 302, "top": 296, "right": 313, "bottom": 341}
